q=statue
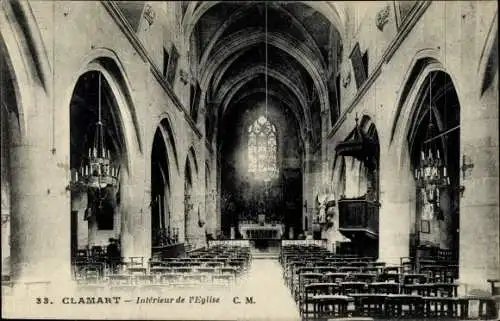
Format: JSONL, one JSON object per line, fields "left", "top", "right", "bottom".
{"left": 316, "top": 187, "right": 336, "bottom": 226}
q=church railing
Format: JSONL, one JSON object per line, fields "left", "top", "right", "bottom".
{"left": 207, "top": 240, "right": 251, "bottom": 248}
{"left": 281, "top": 239, "right": 327, "bottom": 248}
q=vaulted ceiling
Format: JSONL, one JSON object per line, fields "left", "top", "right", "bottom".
{"left": 183, "top": 1, "right": 346, "bottom": 148}
{"left": 116, "top": 1, "right": 347, "bottom": 148}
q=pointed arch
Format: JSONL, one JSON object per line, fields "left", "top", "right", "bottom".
{"left": 66, "top": 48, "right": 144, "bottom": 163}
{"left": 186, "top": 146, "right": 199, "bottom": 179}
{"left": 247, "top": 115, "right": 278, "bottom": 181}
{"left": 477, "top": 11, "right": 498, "bottom": 95}
{"left": 0, "top": 1, "right": 52, "bottom": 92}
{"left": 157, "top": 114, "right": 180, "bottom": 174}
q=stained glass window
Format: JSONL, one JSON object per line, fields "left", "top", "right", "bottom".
{"left": 248, "top": 116, "right": 277, "bottom": 181}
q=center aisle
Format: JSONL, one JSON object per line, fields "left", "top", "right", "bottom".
{"left": 231, "top": 258, "right": 301, "bottom": 320}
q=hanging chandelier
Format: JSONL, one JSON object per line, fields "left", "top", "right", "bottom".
{"left": 70, "top": 72, "right": 120, "bottom": 193}
{"left": 414, "top": 74, "right": 450, "bottom": 206}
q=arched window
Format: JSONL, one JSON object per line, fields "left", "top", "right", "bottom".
{"left": 248, "top": 116, "right": 278, "bottom": 181}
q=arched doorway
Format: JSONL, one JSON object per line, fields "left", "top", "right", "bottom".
{"left": 68, "top": 70, "right": 126, "bottom": 265}
{"left": 151, "top": 128, "right": 171, "bottom": 248}
{"left": 408, "top": 70, "right": 460, "bottom": 263}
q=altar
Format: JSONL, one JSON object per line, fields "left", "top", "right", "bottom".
{"left": 239, "top": 223, "right": 284, "bottom": 239}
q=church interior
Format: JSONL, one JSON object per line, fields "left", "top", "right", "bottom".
{"left": 1, "top": 1, "right": 499, "bottom": 319}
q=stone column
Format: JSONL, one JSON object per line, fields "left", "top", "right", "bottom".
{"left": 378, "top": 151, "right": 413, "bottom": 265}
{"left": 458, "top": 82, "right": 499, "bottom": 294}
{"left": 120, "top": 165, "right": 150, "bottom": 265}
{"left": 9, "top": 117, "right": 71, "bottom": 284}
{"left": 454, "top": 1, "right": 499, "bottom": 294}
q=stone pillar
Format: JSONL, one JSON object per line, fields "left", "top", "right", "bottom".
{"left": 9, "top": 120, "right": 71, "bottom": 283}
{"left": 458, "top": 82, "right": 499, "bottom": 294}
{"left": 120, "top": 168, "right": 150, "bottom": 265}
{"left": 454, "top": 1, "right": 499, "bottom": 294}
{"left": 378, "top": 152, "right": 412, "bottom": 265}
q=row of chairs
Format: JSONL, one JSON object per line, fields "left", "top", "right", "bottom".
{"left": 73, "top": 245, "right": 252, "bottom": 290}
{"left": 302, "top": 292, "right": 497, "bottom": 320}
{"left": 280, "top": 244, "right": 498, "bottom": 320}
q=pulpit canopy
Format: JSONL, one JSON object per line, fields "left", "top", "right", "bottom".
{"left": 335, "top": 117, "right": 377, "bottom": 164}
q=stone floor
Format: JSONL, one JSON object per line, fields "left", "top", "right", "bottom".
{"left": 2, "top": 259, "right": 301, "bottom": 320}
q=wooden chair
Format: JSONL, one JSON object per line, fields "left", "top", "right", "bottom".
{"left": 402, "top": 283, "right": 434, "bottom": 296}
{"left": 301, "top": 283, "right": 340, "bottom": 318}
{"left": 174, "top": 267, "right": 192, "bottom": 274}
{"left": 159, "top": 273, "right": 182, "bottom": 286}
{"left": 297, "top": 272, "right": 324, "bottom": 303}
{"left": 456, "top": 296, "right": 499, "bottom": 320}
{"left": 402, "top": 273, "right": 428, "bottom": 285}
{"left": 211, "top": 274, "right": 233, "bottom": 287}
{"left": 487, "top": 279, "right": 500, "bottom": 296}
{"left": 310, "top": 295, "right": 352, "bottom": 320}
{"left": 134, "top": 274, "right": 154, "bottom": 285}
{"left": 428, "top": 283, "right": 458, "bottom": 297}
{"left": 424, "top": 296, "right": 458, "bottom": 318}
{"left": 108, "top": 274, "right": 135, "bottom": 292}
{"left": 368, "top": 282, "right": 400, "bottom": 294}
{"left": 323, "top": 272, "right": 349, "bottom": 283}
{"left": 349, "top": 273, "right": 377, "bottom": 284}
{"left": 385, "top": 294, "right": 425, "bottom": 319}
{"left": 351, "top": 293, "right": 388, "bottom": 318}
{"left": 378, "top": 272, "right": 400, "bottom": 283}
{"left": 340, "top": 282, "right": 368, "bottom": 295}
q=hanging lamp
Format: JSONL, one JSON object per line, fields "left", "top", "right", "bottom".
{"left": 414, "top": 73, "right": 450, "bottom": 209}
{"left": 70, "top": 72, "right": 120, "bottom": 198}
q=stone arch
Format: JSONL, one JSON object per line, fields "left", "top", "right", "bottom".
{"left": 183, "top": 153, "right": 195, "bottom": 244}
{"left": 186, "top": 146, "right": 199, "bottom": 179}
{"left": 477, "top": 12, "right": 498, "bottom": 96}
{"left": 389, "top": 56, "right": 462, "bottom": 262}
{"left": 0, "top": 1, "right": 52, "bottom": 92}
{"left": 390, "top": 55, "right": 446, "bottom": 168}
{"left": 0, "top": 3, "right": 50, "bottom": 139}
{"left": 183, "top": 1, "right": 346, "bottom": 45}
{"left": 151, "top": 121, "right": 175, "bottom": 247}
{"left": 66, "top": 48, "right": 143, "bottom": 164}
{"left": 199, "top": 29, "right": 329, "bottom": 117}
{"left": 157, "top": 114, "right": 180, "bottom": 174}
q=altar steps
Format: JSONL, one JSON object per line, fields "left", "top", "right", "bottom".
{"left": 252, "top": 252, "right": 279, "bottom": 259}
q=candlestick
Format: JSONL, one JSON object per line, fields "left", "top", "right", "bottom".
{"left": 443, "top": 166, "right": 447, "bottom": 177}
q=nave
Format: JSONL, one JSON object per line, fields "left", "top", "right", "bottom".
{"left": 1, "top": 1, "right": 499, "bottom": 320}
